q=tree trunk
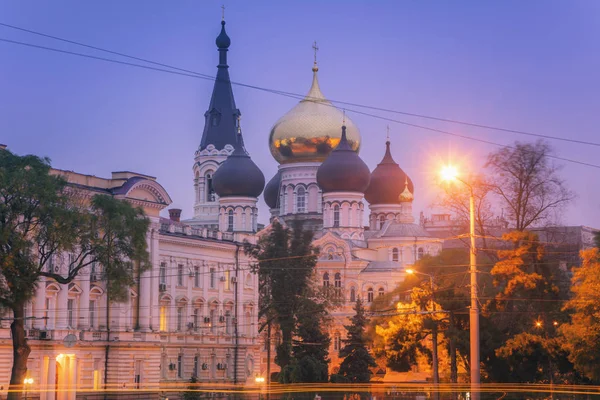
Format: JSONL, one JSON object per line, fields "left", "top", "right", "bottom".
{"left": 8, "top": 302, "right": 30, "bottom": 400}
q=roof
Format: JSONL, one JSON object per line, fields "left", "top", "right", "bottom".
{"left": 373, "top": 221, "right": 432, "bottom": 239}
{"left": 362, "top": 260, "right": 402, "bottom": 272}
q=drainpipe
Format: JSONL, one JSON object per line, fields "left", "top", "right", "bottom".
{"left": 234, "top": 244, "right": 240, "bottom": 384}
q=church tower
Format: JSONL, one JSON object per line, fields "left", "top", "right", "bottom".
{"left": 365, "top": 137, "right": 415, "bottom": 229}
{"left": 265, "top": 46, "right": 362, "bottom": 231}
{"left": 190, "top": 18, "right": 240, "bottom": 229}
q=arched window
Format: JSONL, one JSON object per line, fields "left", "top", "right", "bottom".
{"left": 418, "top": 247, "right": 424, "bottom": 260}
{"left": 241, "top": 212, "right": 247, "bottom": 231}
{"left": 378, "top": 215, "right": 385, "bottom": 229}
{"left": 227, "top": 209, "right": 234, "bottom": 232}
{"left": 323, "top": 272, "right": 330, "bottom": 287}
{"left": 296, "top": 186, "right": 306, "bottom": 213}
{"left": 206, "top": 173, "right": 215, "bottom": 202}
{"left": 350, "top": 286, "right": 356, "bottom": 303}
{"left": 333, "top": 205, "right": 340, "bottom": 227}
{"left": 334, "top": 272, "right": 342, "bottom": 298}
{"left": 392, "top": 248, "right": 399, "bottom": 262}
{"left": 378, "top": 287, "right": 385, "bottom": 297}
{"left": 367, "top": 287, "right": 374, "bottom": 303}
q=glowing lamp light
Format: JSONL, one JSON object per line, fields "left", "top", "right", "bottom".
{"left": 406, "top": 269, "right": 414, "bottom": 275}
{"left": 255, "top": 376, "right": 265, "bottom": 384}
{"left": 440, "top": 165, "right": 459, "bottom": 182}
{"left": 535, "top": 321, "right": 542, "bottom": 328}
{"left": 553, "top": 321, "right": 559, "bottom": 326}
{"left": 23, "top": 378, "right": 34, "bottom": 385}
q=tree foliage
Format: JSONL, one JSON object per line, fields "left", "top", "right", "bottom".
{"left": 0, "top": 150, "right": 150, "bottom": 399}
{"left": 560, "top": 248, "right": 600, "bottom": 381}
{"left": 337, "top": 297, "right": 377, "bottom": 383}
{"left": 244, "top": 220, "right": 321, "bottom": 375}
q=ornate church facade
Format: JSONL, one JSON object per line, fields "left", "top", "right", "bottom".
{"left": 0, "top": 18, "right": 441, "bottom": 398}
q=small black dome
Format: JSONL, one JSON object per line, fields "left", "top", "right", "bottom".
{"left": 317, "top": 126, "right": 371, "bottom": 193}
{"left": 364, "top": 141, "right": 413, "bottom": 205}
{"left": 216, "top": 21, "right": 231, "bottom": 49}
{"left": 264, "top": 170, "right": 281, "bottom": 209}
{"left": 213, "top": 133, "right": 265, "bottom": 198}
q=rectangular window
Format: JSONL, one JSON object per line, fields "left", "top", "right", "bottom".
{"left": 210, "top": 310, "right": 216, "bottom": 334}
{"left": 160, "top": 306, "right": 167, "bottom": 332}
{"left": 159, "top": 263, "right": 167, "bottom": 285}
{"left": 194, "top": 266, "right": 200, "bottom": 288}
{"left": 90, "top": 262, "right": 97, "bottom": 281}
{"left": 193, "top": 355, "right": 199, "bottom": 377}
{"left": 177, "top": 264, "right": 184, "bottom": 286}
{"left": 44, "top": 298, "right": 49, "bottom": 328}
{"left": 210, "top": 268, "right": 216, "bottom": 289}
{"left": 224, "top": 270, "right": 230, "bottom": 291}
{"left": 134, "top": 360, "right": 142, "bottom": 389}
{"left": 89, "top": 300, "right": 96, "bottom": 328}
{"left": 225, "top": 312, "right": 231, "bottom": 335}
{"left": 67, "top": 299, "right": 74, "bottom": 328}
{"left": 177, "top": 354, "right": 183, "bottom": 378}
{"left": 177, "top": 307, "right": 183, "bottom": 331}
{"left": 193, "top": 309, "right": 199, "bottom": 332}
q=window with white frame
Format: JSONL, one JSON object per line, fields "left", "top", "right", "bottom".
{"left": 89, "top": 300, "right": 96, "bottom": 328}
{"left": 333, "top": 205, "right": 340, "bottom": 227}
{"left": 177, "top": 307, "right": 184, "bottom": 331}
{"left": 206, "top": 173, "right": 215, "bottom": 202}
{"left": 67, "top": 299, "right": 74, "bottom": 328}
{"left": 177, "top": 264, "right": 184, "bottom": 286}
{"left": 225, "top": 311, "right": 232, "bottom": 335}
{"left": 227, "top": 210, "right": 234, "bottom": 231}
{"left": 350, "top": 286, "right": 356, "bottom": 303}
{"left": 159, "top": 262, "right": 166, "bottom": 285}
{"left": 392, "top": 248, "right": 399, "bottom": 262}
{"left": 367, "top": 287, "right": 374, "bottom": 303}
{"left": 177, "top": 354, "right": 183, "bottom": 378}
{"left": 194, "top": 266, "right": 200, "bottom": 288}
{"left": 323, "top": 272, "right": 330, "bottom": 287}
{"left": 296, "top": 186, "right": 306, "bottom": 213}
{"left": 210, "top": 268, "right": 216, "bottom": 288}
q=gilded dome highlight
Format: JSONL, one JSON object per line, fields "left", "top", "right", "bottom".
{"left": 268, "top": 66, "right": 361, "bottom": 164}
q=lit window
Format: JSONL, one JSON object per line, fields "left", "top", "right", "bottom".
{"left": 160, "top": 306, "right": 168, "bottom": 332}
{"left": 367, "top": 288, "right": 374, "bottom": 303}
{"left": 296, "top": 187, "right": 306, "bottom": 213}
{"left": 225, "top": 270, "right": 231, "bottom": 291}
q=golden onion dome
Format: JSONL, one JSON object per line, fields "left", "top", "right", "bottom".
{"left": 399, "top": 177, "right": 414, "bottom": 202}
{"left": 268, "top": 65, "right": 361, "bottom": 164}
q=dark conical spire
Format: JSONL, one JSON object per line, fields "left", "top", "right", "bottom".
{"left": 199, "top": 19, "right": 240, "bottom": 151}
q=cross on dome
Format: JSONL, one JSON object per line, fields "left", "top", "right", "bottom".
{"left": 312, "top": 41, "right": 319, "bottom": 71}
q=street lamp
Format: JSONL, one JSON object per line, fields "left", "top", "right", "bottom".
{"left": 440, "top": 165, "right": 480, "bottom": 389}
{"left": 405, "top": 268, "right": 439, "bottom": 384}
{"left": 23, "top": 377, "right": 33, "bottom": 399}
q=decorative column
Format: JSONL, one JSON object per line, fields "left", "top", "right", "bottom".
{"left": 139, "top": 228, "right": 153, "bottom": 331}
{"left": 47, "top": 357, "right": 56, "bottom": 400}
{"left": 150, "top": 227, "right": 160, "bottom": 331}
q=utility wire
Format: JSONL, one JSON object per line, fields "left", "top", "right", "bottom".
{"left": 2, "top": 21, "right": 599, "bottom": 148}
{"left": 1, "top": 36, "right": 600, "bottom": 170}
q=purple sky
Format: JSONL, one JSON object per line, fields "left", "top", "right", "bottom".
{"left": 1, "top": 1, "right": 599, "bottom": 227}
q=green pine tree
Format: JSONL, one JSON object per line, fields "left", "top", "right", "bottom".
{"left": 338, "top": 297, "right": 377, "bottom": 383}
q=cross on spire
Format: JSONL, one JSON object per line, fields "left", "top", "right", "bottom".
{"left": 221, "top": 4, "right": 225, "bottom": 21}
{"left": 386, "top": 125, "right": 390, "bottom": 142}
{"left": 312, "top": 41, "right": 319, "bottom": 66}
{"left": 342, "top": 109, "right": 346, "bottom": 126}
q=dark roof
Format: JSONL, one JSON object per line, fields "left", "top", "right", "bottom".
{"left": 264, "top": 170, "right": 281, "bottom": 209}
{"left": 199, "top": 20, "right": 240, "bottom": 151}
{"left": 365, "top": 140, "right": 413, "bottom": 205}
{"left": 316, "top": 126, "right": 371, "bottom": 193}
{"left": 212, "top": 132, "right": 265, "bottom": 198}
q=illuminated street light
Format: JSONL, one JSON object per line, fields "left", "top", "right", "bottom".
{"left": 440, "top": 164, "right": 480, "bottom": 393}
{"left": 536, "top": 321, "right": 543, "bottom": 328}
{"left": 255, "top": 376, "right": 265, "bottom": 384}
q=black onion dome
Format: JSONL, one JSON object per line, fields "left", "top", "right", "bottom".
{"left": 264, "top": 170, "right": 281, "bottom": 209}
{"left": 216, "top": 21, "right": 231, "bottom": 49}
{"left": 364, "top": 140, "right": 414, "bottom": 205}
{"left": 213, "top": 132, "right": 265, "bottom": 198}
{"left": 317, "top": 126, "right": 371, "bottom": 193}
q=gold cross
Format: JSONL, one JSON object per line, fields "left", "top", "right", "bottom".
{"left": 221, "top": 5, "right": 225, "bottom": 21}
{"left": 312, "top": 41, "right": 319, "bottom": 65}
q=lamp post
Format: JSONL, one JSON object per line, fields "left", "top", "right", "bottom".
{"left": 440, "top": 166, "right": 480, "bottom": 390}
{"left": 406, "top": 268, "right": 439, "bottom": 384}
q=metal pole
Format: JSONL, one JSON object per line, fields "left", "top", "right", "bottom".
{"left": 469, "top": 186, "right": 480, "bottom": 395}
{"left": 430, "top": 276, "right": 439, "bottom": 385}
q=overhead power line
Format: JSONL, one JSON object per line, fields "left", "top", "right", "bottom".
{"left": 2, "top": 21, "right": 599, "bottom": 148}
{"left": 1, "top": 35, "right": 600, "bottom": 169}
